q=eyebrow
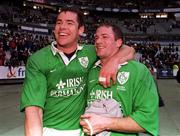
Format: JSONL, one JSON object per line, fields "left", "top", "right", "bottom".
{"left": 101, "top": 34, "right": 109, "bottom": 36}
{"left": 56, "top": 19, "right": 76, "bottom": 23}
{"left": 66, "top": 19, "right": 76, "bottom": 23}
{"left": 95, "top": 33, "right": 109, "bottom": 37}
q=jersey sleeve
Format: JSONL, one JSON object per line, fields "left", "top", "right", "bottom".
{"left": 20, "top": 55, "right": 47, "bottom": 111}
{"left": 130, "top": 65, "right": 159, "bottom": 136}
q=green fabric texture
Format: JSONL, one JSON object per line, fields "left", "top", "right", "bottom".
{"left": 87, "top": 60, "right": 159, "bottom": 136}
{"left": 20, "top": 44, "right": 97, "bottom": 130}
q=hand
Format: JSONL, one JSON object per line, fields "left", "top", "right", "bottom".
{"left": 99, "top": 45, "right": 134, "bottom": 88}
{"left": 99, "top": 57, "right": 119, "bottom": 88}
{"left": 80, "top": 113, "right": 110, "bottom": 135}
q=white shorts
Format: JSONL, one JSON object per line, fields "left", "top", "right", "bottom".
{"left": 43, "top": 127, "right": 81, "bottom": 136}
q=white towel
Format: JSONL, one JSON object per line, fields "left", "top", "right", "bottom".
{"left": 84, "top": 99, "right": 123, "bottom": 136}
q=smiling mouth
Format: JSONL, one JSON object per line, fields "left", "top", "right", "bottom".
{"left": 95, "top": 46, "right": 105, "bottom": 49}
{"left": 58, "top": 34, "right": 69, "bottom": 39}
{"left": 59, "top": 32, "right": 68, "bottom": 36}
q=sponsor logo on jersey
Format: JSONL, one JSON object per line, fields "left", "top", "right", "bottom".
{"left": 78, "top": 57, "right": 89, "bottom": 68}
{"left": 117, "top": 72, "right": 130, "bottom": 85}
{"left": 89, "top": 90, "right": 113, "bottom": 100}
{"left": 117, "top": 86, "right": 126, "bottom": 91}
{"left": 50, "top": 77, "right": 85, "bottom": 97}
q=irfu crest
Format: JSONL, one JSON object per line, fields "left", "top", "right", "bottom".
{"left": 117, "top": 72, "right": 130, "bottom": 85}
{"left": 78, "top": 57, "right": 89, "bottom": 68}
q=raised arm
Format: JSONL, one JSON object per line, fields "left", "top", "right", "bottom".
{"left": 25, "top": 106, "right": 43, "bottom": 136}
{"left": 99, "top": 45, "right": 135, "bottom": 87}
{"left": 113, "top": 45, "right": 135, "bottom": 64}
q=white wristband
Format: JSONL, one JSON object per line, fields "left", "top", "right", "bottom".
{"left": 99, "top": 77, "right": 106, "bottom": 82}
{"left": 83, "top": 119, "right": 93, "bottom": 136}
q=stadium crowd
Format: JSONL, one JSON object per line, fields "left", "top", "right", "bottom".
{"left": 0, "top": 26, "right": 179, "bottom": 72}
{"left": 0, "top": 28, "right": 52, "bottom": 67}
{"left": 0, "top": 1, "right": 180, "bottom": 76}
{"left": 130, "top": 42, "right": 180, "bottom": 69}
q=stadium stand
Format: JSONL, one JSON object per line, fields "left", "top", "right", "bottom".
{"left": 0, "top": 0, "right": 180, "bottom": 80}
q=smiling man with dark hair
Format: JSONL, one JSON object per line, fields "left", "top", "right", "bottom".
{"left": 80, "top": 23, "right": 159, "bottom": 136}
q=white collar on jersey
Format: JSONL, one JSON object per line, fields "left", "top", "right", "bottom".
{"left": 51, "top": 41, "right": 83, "bottom": 65}
{"left": 94, "top": 60, "right": 128, "bottom": 69}
{"left": 51, "top": 41, "right": 83, "bottom": 56}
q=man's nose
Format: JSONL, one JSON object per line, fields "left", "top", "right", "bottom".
{"left": 95, "top": 38, "right": 102, "bottom": 45}
{"left": 59, "top": 22, "right": 67, "bottom": 29}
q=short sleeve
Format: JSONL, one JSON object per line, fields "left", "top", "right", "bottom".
{"left": 130, "top": 66, "right": 159, "bottom": 136}
{"left": 20, "top": 56, "right": 47, "bottom": 111}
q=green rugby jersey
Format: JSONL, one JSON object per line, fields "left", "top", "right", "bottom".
{"left": 20, "top": 43, "right": 97, "bottom": 130}
{"left": 87, "top": 60, "right": 159, "bottom": 136}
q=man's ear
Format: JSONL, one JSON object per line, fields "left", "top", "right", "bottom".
{"left": 116, "top": 39, "right": 123, "bottom": 48}
{"left": 79, "top": 26, "right": 85, "bottom": 36}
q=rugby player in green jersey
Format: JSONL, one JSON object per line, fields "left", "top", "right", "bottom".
{"left": 20, "top": 8, "right": 134, "bottom": 136}
{"left": 80, "top": 23, "right": 159, "bottom": 136}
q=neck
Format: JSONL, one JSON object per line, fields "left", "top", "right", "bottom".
{"left": 101, "top": 58, "right": 110, "bottom": 66}
{"left": 57, "top": 43, "right": 78, "bottom": 54}
{"left": 101, "top": 50, "right": 119, "bottom": 66}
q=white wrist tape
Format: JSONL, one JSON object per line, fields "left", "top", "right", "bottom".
{"left": 99, "top": 77, "right": 106, "bottom": 82}
{"left": 83, "top": 119, "right": 93, "bottom": 136}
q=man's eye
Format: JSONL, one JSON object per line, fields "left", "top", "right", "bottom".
{"left": 95, "top": 37, "right": 99, "bottom": 41}
{"left": 102, "top": 36, "right": 108, "bottom": 39}
{"left": 56, "top": 21, "right": 61, "bottom": 25}
{"left": 67, "top": 22, "right": 74, "bottom": 25}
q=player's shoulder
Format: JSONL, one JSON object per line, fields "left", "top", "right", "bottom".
{"left": 123, "top": 60, "right": 148, "bottom": 73}
{"left": 29, "top": 45, "right": 51, "bottom": 60}
{"left": 128, "top": 60, "right": 146, "bottom": 67}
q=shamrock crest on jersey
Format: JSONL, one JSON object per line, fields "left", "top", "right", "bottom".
{"left": 117, "top": 72, "right": 130, "bottom": 85}
{"left": 78, "top": 57, "right": 89, "bottom": 68}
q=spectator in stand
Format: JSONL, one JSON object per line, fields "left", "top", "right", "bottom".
{"left": 10, "top": 50, "right": 19, "bottom": 67}
{"left": 9, "top": 38, "right": 17, "bottom": 51}
{"left": 22, "top": 48, "right": 30, "bottom": 65}
{"left": 0, "top": 47, "right": 6, "bottom": 66}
